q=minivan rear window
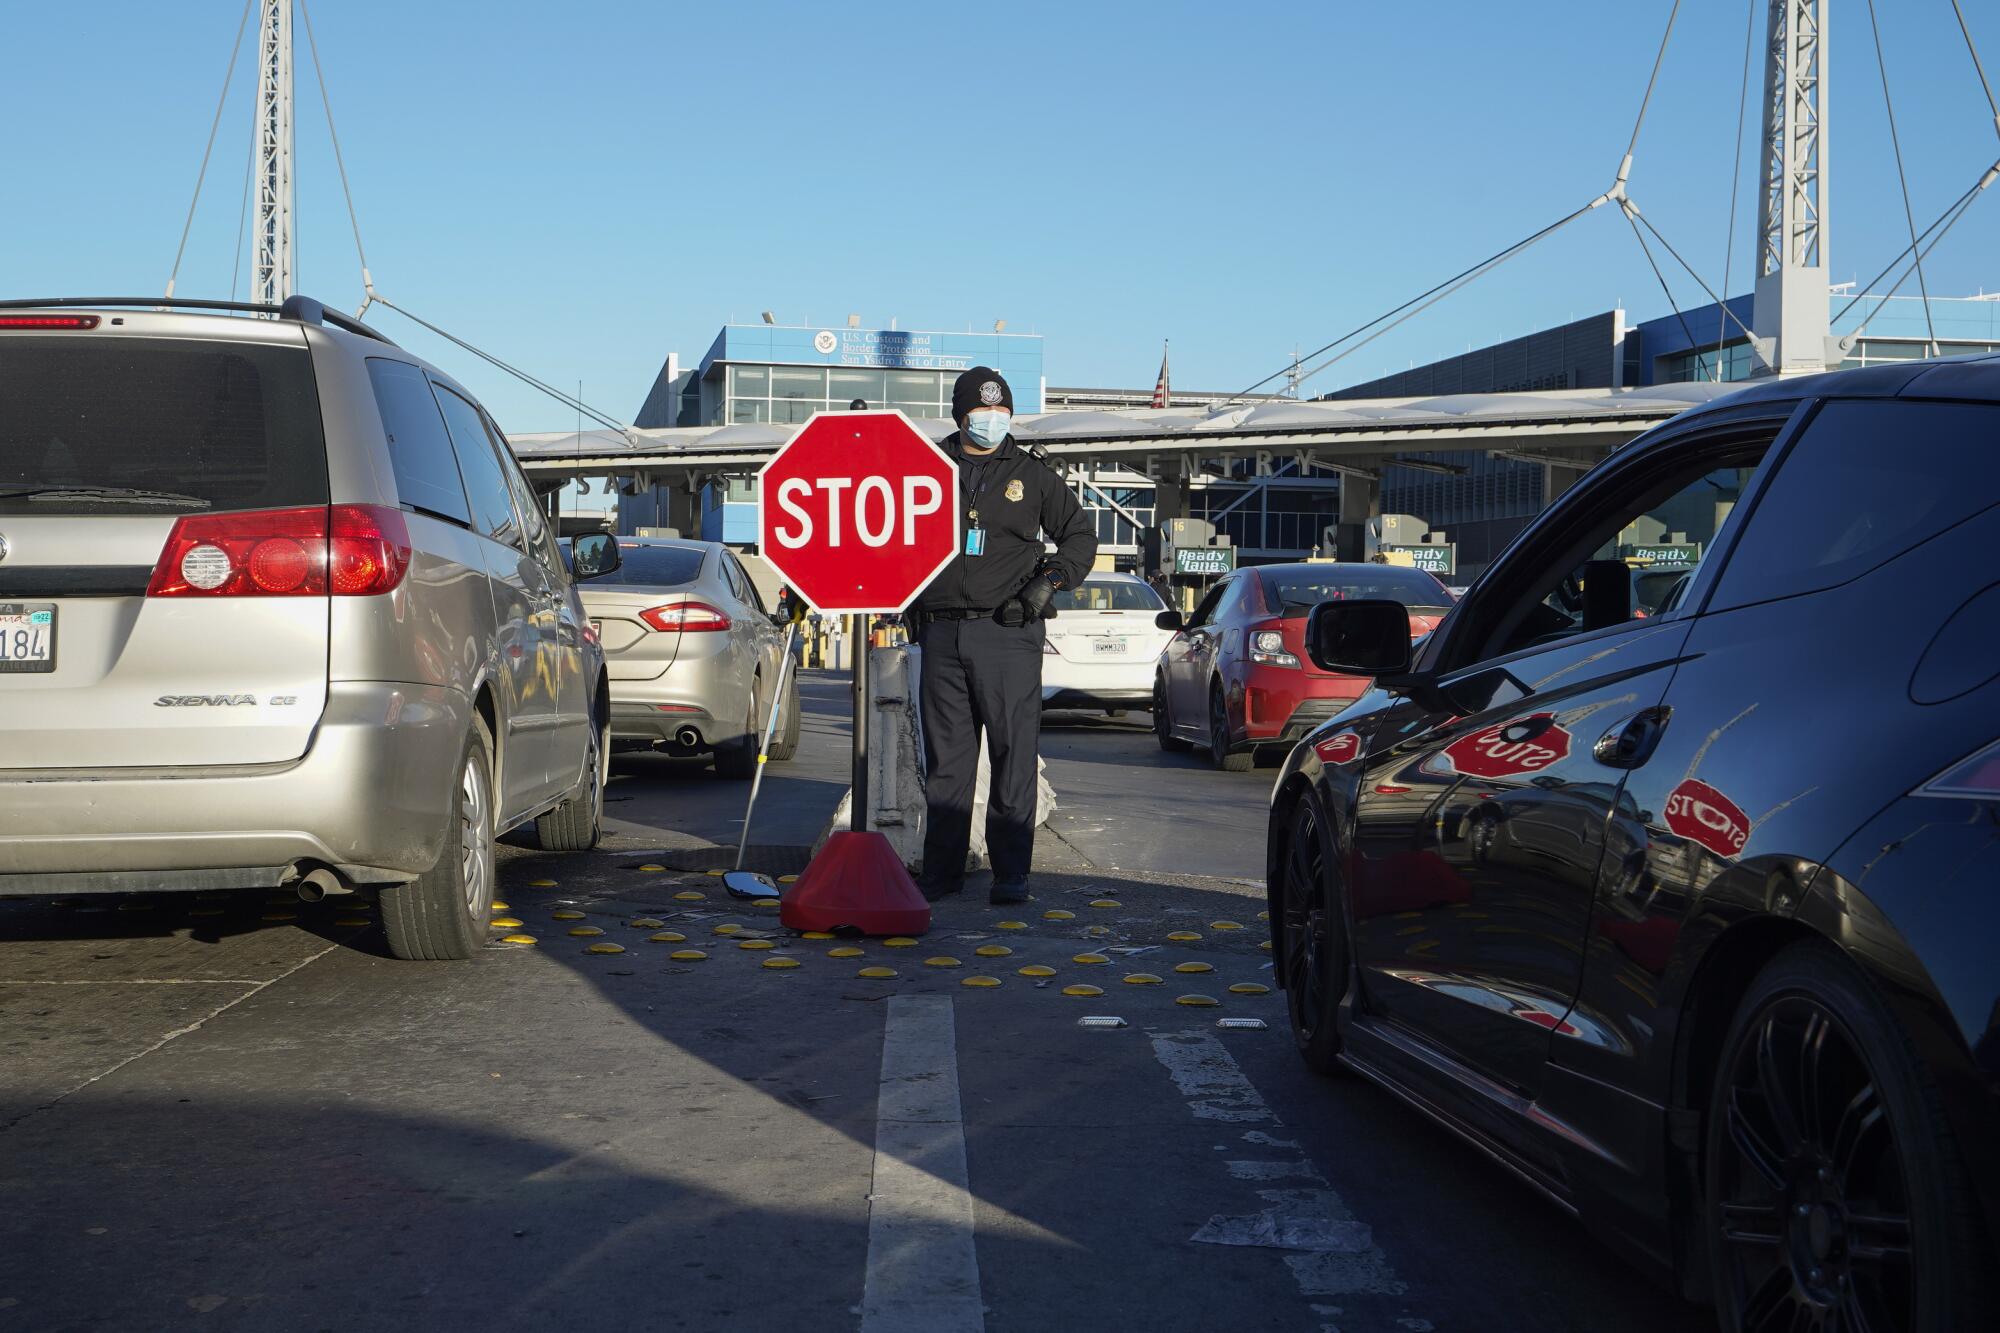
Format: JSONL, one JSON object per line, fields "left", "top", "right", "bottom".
{"left": 0, "top": 336, "right": 327, "bottom": 512}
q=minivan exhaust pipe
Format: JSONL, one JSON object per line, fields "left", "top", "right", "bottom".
{"left": 293, "top": 865, "right": 354, "bottom": 903}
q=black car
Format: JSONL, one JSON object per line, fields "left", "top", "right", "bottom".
{"left": 1265, "top": 357, "right": 1998, "bottom": 1331}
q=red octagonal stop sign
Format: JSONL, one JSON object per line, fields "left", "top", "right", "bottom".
{"left": 758, "top": 411, "right": 961, "bottom": 614}
{"left": 1443, "top": 712, "right": 1572, "bottom": 779}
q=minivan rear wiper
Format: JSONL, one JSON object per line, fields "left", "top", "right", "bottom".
{"left": 0, "top": 486, "right": 212, "bottom": 508}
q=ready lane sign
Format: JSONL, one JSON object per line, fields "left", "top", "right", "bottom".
{"left": 1381, "top": 543, "right": 1456, "bottom": 576}
{"left": 1174, "top": 546, "right": 1236, "bottom": 577}
{"left": 758, "top": 410, "right": 961, "bottom": 614}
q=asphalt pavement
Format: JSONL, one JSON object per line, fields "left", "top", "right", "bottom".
{"left": 0, "top": 672, "right": 1708, "bottom": 1331}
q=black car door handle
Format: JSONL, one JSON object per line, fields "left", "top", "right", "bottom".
{"left": 1593, "top": 705, "right": 1671, "bottom": 769}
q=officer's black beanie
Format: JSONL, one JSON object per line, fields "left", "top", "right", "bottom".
{"left": 951, "top": 366, "right": 1014, "bottom": 421}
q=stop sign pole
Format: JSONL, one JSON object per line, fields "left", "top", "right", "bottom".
{"left": 756, "top": 410, "right": 962, "bottom": 835}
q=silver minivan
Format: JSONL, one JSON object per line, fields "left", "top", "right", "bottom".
{"left": 0, "top": 295, "right": 621, "bottom": 959}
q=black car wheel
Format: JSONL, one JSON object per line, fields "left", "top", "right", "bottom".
{"left": 1706, "top": 944, "right": 1988, "bottom": 1333}
{"left": 1154, "top": 676, "right": 1191, "bottom": 753}
{"left": 1209, "top": 685, "right": 1253, "bottom": 772}
{"left": 1280, "top": 794, "right": 1347, "bottom": 1075}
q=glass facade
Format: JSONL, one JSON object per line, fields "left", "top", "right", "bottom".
{"left": 723, "top": 364, "right": 955, "bottom": 424}
{"left": 1662, "top": 336, "right": 2000, "bottom": 384}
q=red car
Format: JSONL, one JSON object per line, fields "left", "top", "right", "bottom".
{"left": 1152, "top": 562, "right": 1452, "bottom": 771}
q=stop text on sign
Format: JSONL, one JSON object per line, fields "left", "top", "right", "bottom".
{"left": 771, "top": 475, "right": 944, "bottom": 550}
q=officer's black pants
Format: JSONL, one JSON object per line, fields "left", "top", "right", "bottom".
{"left": 916, "top": 615, "right": 1043, "bottom": 886}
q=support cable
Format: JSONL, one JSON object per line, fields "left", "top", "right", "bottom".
{"left": 1624, "top": 208, "right": 1701, "bottom": 369}
{"left": 1833, "top": 167, "right": 1997, "bottom": 327}
{"left": 166, "top": 0, "right": 255, "bottom": 300}
{"left": 370, "top": 297, "right": 630, "bottom": 434}
{"left": 229, "top": 95, "right": 257, "bottom": 302}
{"left": 1629, "top": 207, "right": 1760, "bottom": 346}
{"left": 1610, "top": 0, "right": 1683, "bottom": 200}
{"left": 297, "top": 0, "right": 377, "bottom": 312}
{"left": 1950, "top": 0, "right": 2000, "bottom": 144}
{"left": 1224, "top": 198, "right": 1605, "bottom": 404}
{"left": 1710, "top": 0, "right": 1758, "bottom": 382}
{"left": 1866, "top": 0, "right": 1938, "bottom": 354}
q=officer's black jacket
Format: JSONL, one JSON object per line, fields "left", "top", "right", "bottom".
{"left": 913, "top": 432, "right": 1099, "bottom": 613}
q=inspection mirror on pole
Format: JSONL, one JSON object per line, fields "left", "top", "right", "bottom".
{"left": 740, "top": 411, "right": 960, "bottom": 933}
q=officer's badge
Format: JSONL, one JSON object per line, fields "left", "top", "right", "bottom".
{"left": 979, "top": 381, "right": 1005, "bottom": 405}
{"left": 1004, "top": 479, "right": 1025, "bottom": 502}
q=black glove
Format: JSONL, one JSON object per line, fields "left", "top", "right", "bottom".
{"left": 996, "top": 568, "right": 1061, "bottom": 627}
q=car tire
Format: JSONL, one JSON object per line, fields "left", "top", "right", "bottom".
{"left": 537, "top": 710, "right": 606, "bottom": 852}
{"left": 1154, "top": 676, "right": 1192, "bottom": 753}
{"left": 1209, "top": 685, "right": 1253, "bottom": 772}
{"left": 768, "top": 673, "right": 802, "bottom": 762}
{"left": 714, "top": 685, "right": 759, "bottom": 780}
{"left": 1704, "top": 942, "right": 1991, "bottom": 1333}
{"left": 1280, "top": 793, "right": 1348, "bottom": 1076}
{"left": 380, "top": 720, "right": 495, "bottom": 961}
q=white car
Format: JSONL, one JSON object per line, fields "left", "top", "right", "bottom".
{"left": 1040, "top": 573, "right": 1175, "bottom": 715}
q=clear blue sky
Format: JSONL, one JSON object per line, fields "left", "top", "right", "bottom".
{"left": 6, "top": 1, "right": 1998, "bottom": 431}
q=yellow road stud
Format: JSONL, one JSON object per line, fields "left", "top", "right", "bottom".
{"left": 627, "top": 918, "right": 664, "bottom": 929}
{"left": 669, "top": 949, "right": 707, "bottom": 961}
{"left": 490, "top": 901, "right": 510, "bottom": 912}
{"left": 500, "top": 934, "right": 538, "bottom": 945}
{"left": 673, "top": 890, "right": 705, "bottom": 901}
{"left": 1175, "top": 961, "right": 1214, "bottom": 974}
{"left": 997, "top": 920, "right": 1028, "bottom": 930}
{"left": 974, "top": 945, "right": 1013, "bottom": 958}
{"left": 1167, "top": 930, "right": 1202, "bottom": 942}
{"left": 713, "top": 923, "right": 744, "bottom": 935}
{"left": 882, "top": 936, "right": 919, "bottom": 948}
{"left": 529, "top": 879, "right": 558, "bottom": 887}
{"left": 857, "top": 966, "right": 897, "bottom": 979}
{"left": 924, "top": 956, "right": 962, "bottom": 968}
{"left": 1228, "top": 983, "right": 1272, "bottom": 995}
{"left": 802, "top": 930, "right": 837, "bottom": 940}
{"left": 1210, "top": 920, "right": 1245, "bottom": 931}
{"left": 1259, "top": 940, "right": 1273, "bottom": 951}
{"left": 568, "top": 926, "right": 604, "bottom": 937}
{"left": 1090, "top": 899, "right": 1121, "bottom": 908}
{"left": 1043, "top": 909, "right": 1075, "bottom": 920}
{"left": 551, "top": 910, "right": 584, "bottom": 921}
{"left": 1072, "top": 953, "right": 1110, "bottom": 965}
{"left": 1062, "top": 984, "right": 1105, "bottom": 997}
{"left": 962, "top": 975, "right": 1002, "bottom": 988}
{"left": 737, "top": 939, "right": 774, "bottom": 951}
{"left": 1018, "top": 964, "right": 1057, "bottom": 978}
{"left": 778, "top": 875, "right": 800, "bottom": 884}
{"left": 1176, "top": 994, "right": 1220, "bottom": 1007}
{"left": 490, "top": 917, "right": 523, "bottom": 929}
{"left": 762, "top": 957, "right": 801, "bottom": 970}
{"left": 1123, "top": 973, "right": 1164, "bottom": 985}
{"left": 585, "top": 942, "right": 625, "bottom": 955}
{"left": 648, "top": 931, "right": 687, "bottom": 943}
{"left": 828, "top": 946, "right": 865, "bottom": 958}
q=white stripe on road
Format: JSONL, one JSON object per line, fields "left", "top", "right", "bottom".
{"left": 860, "top": 994, "right": 984, "bottom": 1333}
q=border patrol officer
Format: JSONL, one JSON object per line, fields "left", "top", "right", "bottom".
{"left": 913, "top": 367, "right": 1098, "bottom": 904}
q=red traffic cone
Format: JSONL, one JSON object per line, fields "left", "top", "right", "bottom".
{"left": 780, "top": 831, "right": 931, "bottom": 937}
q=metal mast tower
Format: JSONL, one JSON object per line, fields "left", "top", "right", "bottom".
{"left": 1751, "top": 0, "right": 1834, "bottom": 375}
{"left": 252, "top": 0, "right": 295, "bottom": 307}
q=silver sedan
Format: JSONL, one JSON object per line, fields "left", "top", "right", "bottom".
{"left": 566, "top": 537, "right": 800, "bottom": 778}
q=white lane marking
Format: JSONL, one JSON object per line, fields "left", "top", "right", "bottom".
{"left": 1150, "top": 1030, "right": 1408, "bottom": 1300}
{"left": 0, "top": 943, "right": 338, "bottom": 1133}
{"left": 860, "top": 994, "right": 984, "bottom": 1333}
{"left": 0, "top": 979, "right": 269, "bottom": 986}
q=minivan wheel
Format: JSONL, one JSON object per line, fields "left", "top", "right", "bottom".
{"left": 381, "top": 721, "right": 495, "bottom": 961}
{"left": 1281, "top": 794, "right": 1348, "bottom": 1076}
{"left": 537, "top": 712, "right": 607, "bottom": 852}
{"left": 1209, "top": 686, "right": 1253, "bottom": 772}
{"left": 1154, "top": 677, "right": 1191, "bottom": 752}
{"left": 1705, "top": 944, "right": 1989, "bottom": 1333}
{"left": 714, "top": 687, "right": 759, "bottom": 780}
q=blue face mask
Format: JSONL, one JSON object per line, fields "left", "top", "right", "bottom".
{"left": 964, "top": 409, "right": 1011, "bottom": 449}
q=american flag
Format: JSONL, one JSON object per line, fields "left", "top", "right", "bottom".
{"left": 1150, "top": 340, "right": 1171, "bottom": 408}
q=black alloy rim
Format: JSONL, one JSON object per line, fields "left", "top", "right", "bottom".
{"left": 1210, "top": 689, "right": 1230, "bottom": 758}
{"left": 1281, "top": 802, "right": 1330, "bottom": 1044}
{"left": 1715, "top": 994, "right": 1914, "bottom": 1332}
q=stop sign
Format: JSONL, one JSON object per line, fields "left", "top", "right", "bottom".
{"left": 1442, "top": 712, "right": 1572, "bottom": 779}
{"left": 758, "top": 411, "right": 961, "bottom": 613}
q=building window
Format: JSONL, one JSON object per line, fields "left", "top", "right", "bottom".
{"left": 719, "top": 363, "right": 952, "bottom": 424}
{"left": 1661, "top": 340, "right": 1758, "bottom": 384}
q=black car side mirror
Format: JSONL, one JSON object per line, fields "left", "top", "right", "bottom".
{"left": 571, "top": 533, "right": 621, "bottom": 581}
{"left": 1307, "top": 599, "right": 1412, "bottom": 676}
{"left": 1155, "top": 609, "right": 1185, "bottom": 632}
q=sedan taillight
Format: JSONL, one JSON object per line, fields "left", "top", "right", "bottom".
{"left": 147, "top": 505, "right": 410, "bottom": 598}
{"left": 640, "top": 601, "right": 732, "bottom": 632}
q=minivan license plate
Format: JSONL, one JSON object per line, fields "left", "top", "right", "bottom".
{"left": 0, "top": 603, "right": 56, "bottom": 673}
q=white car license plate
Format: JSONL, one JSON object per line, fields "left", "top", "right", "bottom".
{"left": 1091, "top": 638, "right": 1128, "bottom": 656}
{"left": 0, "top": 603, "right": 56, "bottom": 674}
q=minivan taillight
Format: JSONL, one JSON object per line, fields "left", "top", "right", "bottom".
{"left": 148, "top": 504, "right": 410, "bottom": 598}
{"left": 640, "top": 601, "right": 731, "bottom": 632}
{"left": 1914, "top": 738, "right": 2000, "bottom": 800}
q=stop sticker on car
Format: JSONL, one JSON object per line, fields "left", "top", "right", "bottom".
{"left": 1665, "top": 778, "right": 1751, "bottom": 857}
{"left": 1442, "top": 713, "right": 1572, "bottom": 779}
{"left": 1315, "top": 731, "right": 1362, "bottom": 766}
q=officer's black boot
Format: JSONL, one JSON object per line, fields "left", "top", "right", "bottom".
{"left": 988, "top": 879, "right": 1029, "bottom": 906}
